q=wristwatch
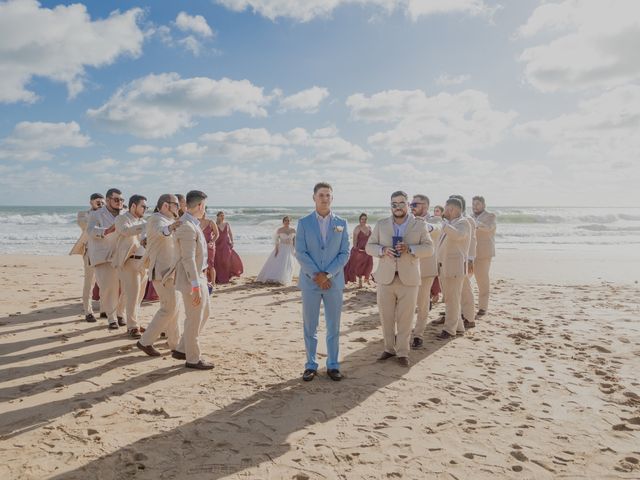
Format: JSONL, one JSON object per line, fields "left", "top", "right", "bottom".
{"left": 325, "top": 272, "right": 333, "bottom": 279}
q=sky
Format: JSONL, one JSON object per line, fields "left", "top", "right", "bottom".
{"left": 0, "top": 0, "right": 638, "bottom": 207}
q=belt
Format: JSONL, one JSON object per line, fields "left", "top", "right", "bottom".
{"left": 129, "top": 255, "right": 143, "bottom": 259}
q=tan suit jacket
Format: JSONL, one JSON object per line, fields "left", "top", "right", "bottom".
{"left": 418, "top": 216, "right": 442, "bottom": 278}
{"left": 87, "top": 206, "right": 122, "bottom": 266}
{"left": 474, "top": 210, "right": 496, "bottom": 259}
{"left": 111, "top": 212, "right": 147, "bottom": 269}
{"left": 437, "top": 216, "right": 471, "bottom": 278}
{"left": 143, "top": 212, "right": 177, "bottom": 284}
{"left": 172, "top": 219, "right": 207, "bottom": 291}
{"left": 466, "top": 216, "right": 477, "bottom": 261}
{"left": 365, "top": 216, "right": 434, "bottom": 286}
{"left": 69, "top": 210, "right": 90, "bottom": 256}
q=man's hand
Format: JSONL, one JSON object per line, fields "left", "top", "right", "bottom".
{"left": 191, "top": 287, "right": 201, "bottom": 306}
{"left": 395, "top": 242, "right": 409, "bottom": 255}
{"left": 314, "top": 272, "right": 332, "bottom": 289}
{"left": 467, "top": 260, "right": 474, "bottom": 276}
{"left": 169, "top": 220, "right": 181, "bottom": 233}
{"left": 382, "top": 247, "right": 397, "bottom": 258}
{"left": 104, "top": 225, "right": 116, "bottom": 235}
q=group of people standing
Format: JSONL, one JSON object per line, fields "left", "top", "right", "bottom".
{"left": 71, "top": 183, "right": 495, "bottom": 378}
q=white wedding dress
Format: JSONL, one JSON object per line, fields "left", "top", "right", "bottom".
{"left": 256, "top": 232, "right": 297, "bottom": 286}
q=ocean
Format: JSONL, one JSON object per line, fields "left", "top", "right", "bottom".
{"left": 1, "top": 206, "right": 639, "bottom": 256}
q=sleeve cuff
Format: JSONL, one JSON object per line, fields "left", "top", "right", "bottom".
{"left": 190, "top": 280, "right": 200, "bottom": 288}
{"left": 162, "top": 226, "right": 171, "bottom": 236}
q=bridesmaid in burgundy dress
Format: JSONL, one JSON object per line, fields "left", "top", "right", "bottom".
{"left": 344, "top": 213, "right": 373, "bottom": 288}
{"left": 214, "top": 211, "right": 244, "bottom": 284}
{"left": 199, "top": 211, "right": 219, "bottom": 289}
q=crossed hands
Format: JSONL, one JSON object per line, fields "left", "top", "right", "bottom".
{"left": 314, "top": 272, "right": 331, "bottom": 290}
{"left": 104, "top": 225, "right": 116, "bottom": 236}
{"left": 382, "top": 242, "right": 409, "bottom": 258}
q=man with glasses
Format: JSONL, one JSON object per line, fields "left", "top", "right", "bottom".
{"left": 112, "top": 194, "right": 148, "bottom": 338}
{"left": 366, "top": 191, "right": 433, "bottom": 367}
{"left": 137, "top": 194, "right": 183, "bottom": 357}
{"left": 87, "top": 188, "right": 125, "bottom": 330}
{"left": 409, "top": 194, "right": 442, "bottom": 349}
{"left": 69, "top": 193, "right": 104, "bottom": 322}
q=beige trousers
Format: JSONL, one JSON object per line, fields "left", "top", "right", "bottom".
{"left": 118, "top": 258, "right": 147, "bottom": 329}
{"left": 474, "top": 257, "right": 492, "bottom": 311}
{"left": 82, "top": 253, "right": 96, "bottom": 315}
{"left": 377, "top": 274, "right": 419, "bottom": 358}
{"left": 176, "top": 275, "right": 211, "bottom": 364}
{"left": 442, "top": 275, "right": 464, "bottom": 335}
{"left": 94, "top": 263, "right": 119, "bottom": 324}
{"left": 461, "top": 274, "right": 475, "bottom": 322}
{"left": 412, "top": 276, "right": 436, "bottom": 340}
{"left": 140, "top": 278, "right": 180, "bottom": 350}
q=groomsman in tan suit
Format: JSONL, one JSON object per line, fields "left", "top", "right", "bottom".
{"left": 87, "top": 188, "right": 125, "bottom": 330}
{"left": 436, "top": 198, "right": 471, "bottom": 339}
{"left": 69, "top": 193, "right": 104, "bottom": 322}
{"left": 137, "top": 194, "right": 182, "bottom": 357}
{"left": 366, "top": 191, "right": 434, "bottom": 367}
{"left": 172, "top": 190, "right": 213, "bottom": 370}
{"left": 450, "top": 195, "right": 477, "bottom": 329}
{"left": 409, "top": 194, "right": 442, "bottom": 349}
{"left": 112, "top": 194, "right": 148, "bottom": 338}
{"left": 472, "top": 196, "right": 496, "bottom": 317}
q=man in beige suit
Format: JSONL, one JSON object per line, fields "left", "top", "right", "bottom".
{"left": 172, "top": 190, "right": 213, "bottom": 370}
{"left": 472, "top": 196, "right": 497, "bottom": 317}
{"left": 112, "top": 194, "right": 148, "bottom": 338}
{"left": 137, "top": 194, "right": 182, "bottom": 357}
{"left": 87, "top": 188, "right": 125, "bottom": 330}
{"left": 450, "top": 195, "right": 477, "bottom": 329}
{"left": 409, "top": 194, "right": 442, "bottom": 349}
{"left": 69, "top": 193, "right": 104, "bottom": 322}
{"left": 366, "top": 191, "right": 434, "bottom": 367}
{"left": 436, "top": 198, "right": 471, "bottom": 339}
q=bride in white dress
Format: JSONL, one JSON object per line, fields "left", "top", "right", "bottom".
{"left": 256, "top": 216, "right": 297, "bottom": 286}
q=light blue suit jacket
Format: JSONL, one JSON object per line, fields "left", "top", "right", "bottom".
{"left": 295, "top": 212, "right": 350, "bottom": 291}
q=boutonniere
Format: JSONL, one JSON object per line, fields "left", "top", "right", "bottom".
{"left": 334, "top": 225, "right": 344, "bottom": 233}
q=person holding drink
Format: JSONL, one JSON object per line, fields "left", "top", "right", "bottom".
{"left": 366, "top": 191, "right": 434, "bottom": 367}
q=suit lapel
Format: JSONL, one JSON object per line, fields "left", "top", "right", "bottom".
{"left": 308, "top": 212, "right": 323, "bottom": 247}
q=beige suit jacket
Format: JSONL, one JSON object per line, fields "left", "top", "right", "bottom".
{"left": 86, "top": 206, "right": 123, "bottom": 266}
{"left": 69, "top": 210, "right": 90, "bottom": 256}
{"left": 417, "top": 216, "right": 442, "bottom": 278}
{"left": 365, "top": 216, "right": 434, "bottom": 286}
{"left": 143, "top": 212, "right": 177, "bottom": 284}
{"left": 172, "top": 219, "right": 207, "bottom": 291}
{"left": 111, "top": 212, "right": 147, "bottom": 269}
{"left": 437, "top": 216, "right": 471, "bottom": 278}
{"left": 466, "top": 216, "right": 477, "bottom": 261}
{"left": 474, "top": 210, "right": 496, "bottom": 259}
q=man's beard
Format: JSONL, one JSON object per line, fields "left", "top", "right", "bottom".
{"left": 393, "top": 211, "right": 407, "bottom": 218}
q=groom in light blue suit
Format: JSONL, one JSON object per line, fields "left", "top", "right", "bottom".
{"left": 296, "top": 182, "right": 350, "bottom": 382}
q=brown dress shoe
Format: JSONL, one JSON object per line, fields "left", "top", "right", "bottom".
{"left": 397, "top": 357, "right": 410, "bottom": 367}
{"left": 432, "top": 317, "right": 445, "bottom": 325}
{"left": 117, "top": 316, "right": 126, "bottom": 326}
{"left": 185, "top": 360, "right": 214, "bottom": 370}
{"left": 476, "top": 309, "right": 487, "bottom": 317}
{"left": 463, "top": 319, "right": 476, "bottom": 329}
{"left": 377, "top": 351, "right": 396, "bottom": 361}
{"left": 136, "top": 341, "right": 161, "bottom": 357}
{"left": 327, "top": 369, "right": 343, "bottom": 381}
{"left": 171, "top": 350, "right": 186, "bottom": 360}
{"left": 302, "top": 369, "right": 317, "bottom": 381}
{"left": 436, "top": 330, "right": 454, "bottom": 340}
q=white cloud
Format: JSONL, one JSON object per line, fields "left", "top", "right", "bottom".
{"left": 347, "top": 88, "right": 516, "bottom": 161}
{"left": 175, "top": 12, "right": 214, "bottom": 37}
{"left": 127, "top": 144, "right": 172, "bottom": 155}
{"left": 216, "top": 0, "right": 496, "bottom": 22}
{"left": 514, "top": 85, "right": 640, "bottom": 167}
{"left": 0, "top": 0, "right": 144, "bottom": 103}
{"left": 278, "top": 86, "right": 330, "bottom": 113}
{"left": 79, "top": 157, "right": 120, "bottom": 173}
{"left": 87, "top": 73, "right": 272, "bottom": 138}
{"left": 435, "top": 73, "right": 471, "bottom": 86}
{"left": 175, "top": 142, "right": 208, "bottom": 157}
{"left": 517, "top": 0, "right": 640, "bottom": 92}
{"left": 178, "top": 35, "right": 203, "bottom": 56}
{"left": 200, "top": 128, "right": 291, "bottom": 162}
{"left": 0, "top": 121, "right": 91, "bottom": 161}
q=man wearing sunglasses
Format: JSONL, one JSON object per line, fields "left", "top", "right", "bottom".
{"left": 112, "top": 194, "right": 149, "bottom": 338}
{"left": 87, "top": 188, "right": 126, "bottom": 330}
{"left": 366, "top": 191, "right": 434, "bottom": 367}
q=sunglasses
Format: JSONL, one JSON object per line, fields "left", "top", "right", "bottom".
{"left": 390, "top": 202, "right": 406, "bottom": 209}
{"left": 109, "top": 197, "right": 124, "bottom": 203}
{"left": 409, "top": 202, "right": 426, "bottom": 208}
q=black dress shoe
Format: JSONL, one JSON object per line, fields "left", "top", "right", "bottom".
{"left": 463, "top": 319, "right": 476, "bottom": 329}
{"left": 436, "top": 330, "right": 454, "bottom": 340}
{"left": 85, "top": 313, "right": 97, "bottom": 323}
{"left": 411, "top": 337, "right": 423, "bottom": 349}
{"left": 100, "top": 312, "right": 107, "bottom": 319}
{"left": 108, "top": 322, "right": 119, "bottom": 330}
{"left": 117, "top": 316, "right": 126, "bottom": 326}
{"left": 185, "top": 360, "right": 214, "bottom": 370}
{"left": 327, "top": 369, "right": 343, "bottom": 381}
{"left": 476, "top": 309, "right": 487, "bottom": 317}
{"left": 136, "top": 341, "right": 161, "bottom": 357}
{"left": 456, "top": 330, "right": 465, "bottom": 336}
{"left": 432, "top": 317, "right": 445, "bottom": 325}
{"left": 302, "top": 369, "right": 317, "bottom": 381}
{"left": 377, "top": 351, "right": 396, "bottom": 361}
{"left": 397, "top": 357, "right": 410, "bottom": 367}
{"left": 171, "top": 350, "right": 186, "bottom": 360}
{"left": 128, "top": 327, "right": 142, "bottom": 339}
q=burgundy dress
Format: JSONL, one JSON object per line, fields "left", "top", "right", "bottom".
{"left": 202, "top": 223, "right": 216, "bottom": 269}
{"left": 344, "top": 229, "right": 373, "bottom": 283}
{"left": 214, "top": 223, "right": 243, "bottom": 284}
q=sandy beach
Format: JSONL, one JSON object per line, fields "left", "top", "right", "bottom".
{"left": 1, "top": 249, "right": 639, "bottom": 479}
